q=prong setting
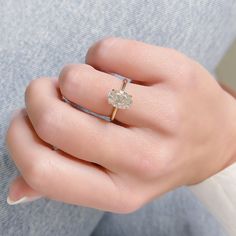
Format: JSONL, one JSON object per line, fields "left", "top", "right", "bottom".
{"left": 108, "top": 89, "right": 133, "bottom": 109}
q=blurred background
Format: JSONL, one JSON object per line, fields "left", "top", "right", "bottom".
{"left": 217, "top": 40, "right": 236, "bottom": 88}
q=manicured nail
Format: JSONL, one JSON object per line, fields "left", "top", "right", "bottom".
{"left": 7, "top": 196, "right": 41, "bottom": 205}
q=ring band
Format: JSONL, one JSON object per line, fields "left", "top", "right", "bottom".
{"left": 108, "top": 78, "right": 133, "bottom": 121}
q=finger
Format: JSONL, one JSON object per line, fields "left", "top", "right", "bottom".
{"left": 7, "top": 176, "right": 42, "bottom": 205}
{"left": 58, "top": 64, "right": 152, "bottom": 126}
{"left": 86, "top": 37, "right": 191, "bottom": 83}
{"left": 6, "top": 110, "right": 123, "bottom": 212}
{"left": 24, "top": 77, "right": 135, "bottom": 171}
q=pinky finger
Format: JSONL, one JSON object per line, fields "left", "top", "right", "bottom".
{"left": 7, "top": 175, "right": 42, "bottom": 205}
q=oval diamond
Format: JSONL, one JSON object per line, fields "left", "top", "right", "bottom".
{"left": 108, "top": 89, "right": 133, "bottom": 109}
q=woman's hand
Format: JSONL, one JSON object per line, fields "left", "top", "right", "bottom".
{"left": 6, "top": 37, "right": 236, "bottom": 212}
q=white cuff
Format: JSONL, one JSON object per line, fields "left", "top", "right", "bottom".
{"left": 188, "top": 163, "right": 236, "bottom": 236}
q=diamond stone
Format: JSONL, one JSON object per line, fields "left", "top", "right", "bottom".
{"left": 108, "top": 89, "right": 133, "bottom": 109}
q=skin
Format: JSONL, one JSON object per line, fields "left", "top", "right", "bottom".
{"left": 6, "top": 37, "right": 236, "bottom": 213}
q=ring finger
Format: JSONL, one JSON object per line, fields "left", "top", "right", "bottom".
{"left": 58, "top": 64, "right": 153, "bottom": 126}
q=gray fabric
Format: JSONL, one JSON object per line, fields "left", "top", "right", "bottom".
{"left": 92, "top": 188, "right": 226, "bottom": 236}
{"left": 0, "top": 0, "right": 236, "bottom": 235}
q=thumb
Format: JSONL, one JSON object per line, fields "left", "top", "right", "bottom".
{"left": 7, "top": 176, "right": 42, "bottom": 205}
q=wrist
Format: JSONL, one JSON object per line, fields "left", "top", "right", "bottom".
{"left": 221, "top": 92, "right": 236, "bottom": 169}
{"left": 218, "top": 82, "right": 236, "bottom": 168}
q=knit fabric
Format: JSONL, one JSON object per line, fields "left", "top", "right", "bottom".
{"left": 0, "top": 1, "right": 236, "bottom": 235}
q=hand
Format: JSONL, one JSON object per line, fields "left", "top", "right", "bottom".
{"left": 6, "top": 37, "right": 236, "bottom": 212}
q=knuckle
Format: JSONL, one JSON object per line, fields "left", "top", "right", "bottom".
{"left": 59, "top": 64, "right": 77, "bottom": 90}
{"left": 109, "top": 176, "right": 144, "bottom": 214}
{"left": 165, "top": 48, "right": 196, "bottom": 85}
{"left": 113, "top": 191, "right": 143, "bottom": 214}
{"left": 117, "top": 202, "right": 140, "bottom": 214}
{"left": 136, "top": 156, "right": 156, "bottom": 178}
{"left": 6, "top": 109, "right": 25, "bottom": 151}
{"left": 6, "top": 120, "right": 16, "bottom": 151}
{"left": 177, "top": 62, "right": 197, "bottom": 88}
{"left": 120, "top": 198, "right": 142, "bottom": 214}
{"left": 59, "top": 64, "right": 92, "bottom": 94}
{"left": 24, "top": 159, "right": 48, "bottom": 191}
{"left": 134, "top": 144, "right": 174, "bottom": 180}
{"left": 164, "top": 100, "right": 182, "bottom": 132}
{"left": 24, "top": 77, "right": 57, "bottom": 143}
{"left": 132, "top": 149, "right": 159, "bottom": 179}
{"left": 155, "top": 144, "right": 176, "bottom": 175}
{"left": 97, "top": 37, "right": 118, "bottom": 49}
{"left": 87, "top": 37, "right": 118, "bottom": 61}
{"left": 74, "top": 64, "right": 93, "bottom": 79}
{"left": 34, "top": 105, "right": 56, "bottom": 142}
{"left": 25, "top": 77, "right": 47, "bottom": 103}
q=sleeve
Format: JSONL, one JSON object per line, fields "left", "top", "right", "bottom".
{"left": 188, "top": 163, "right": 236, "bottom": 236}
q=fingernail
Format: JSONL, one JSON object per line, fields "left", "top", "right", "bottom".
{"left": 7, "top": 196, "right": 42, "bottom": 205}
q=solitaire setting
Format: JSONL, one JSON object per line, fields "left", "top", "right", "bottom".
{"left": 108, "top": 79, "right": 133, "bottom": 121}
{"left": 108, "top": 89, "right": 132, "bottom": 109}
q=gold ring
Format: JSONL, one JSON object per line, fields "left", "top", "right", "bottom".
{"left": 108, "top": 79, "right": 133, "bottom": 121}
